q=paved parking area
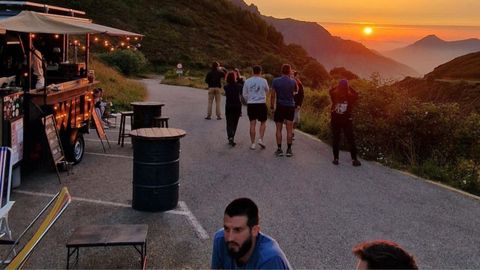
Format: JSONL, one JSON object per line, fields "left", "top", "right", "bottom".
{"left": 5, "top": 127, "right": 211, "bottom": 269}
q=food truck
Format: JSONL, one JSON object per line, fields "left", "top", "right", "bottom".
{"left": 0, "top": 1, "right": 142, "bottom": 181}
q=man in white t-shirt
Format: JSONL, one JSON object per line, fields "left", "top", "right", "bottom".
{"left": 242, "top": 65, "right": 269, "bottom": 150}
{"left": 31, "top": 46, "right": 45, "bottom": 89}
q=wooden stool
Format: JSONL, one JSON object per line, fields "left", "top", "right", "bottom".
{"left": 118, "top": 111, "right": 133, "bottom": 147}
{"left": 153, "top": 116, "right": 169, "bottom": 128}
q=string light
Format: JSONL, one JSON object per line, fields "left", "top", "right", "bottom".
{"left": 30, "top": 34, "right": 35, "bottom": 38}
{"left": 54, "top": 34, "right": 59, "bottom": 39}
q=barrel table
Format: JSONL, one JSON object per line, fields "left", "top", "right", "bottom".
{"left": 130, "top": 128, "right": 187, "bottom": 212}
{"left": 130, "top": 101, "right": 165, "bottom": 129}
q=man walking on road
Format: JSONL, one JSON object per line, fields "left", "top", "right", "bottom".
{"left": 329, "top": 79, "right": 361, "bottom": 166}
{"left": 205, "top": 61, "right": 226, "bottom": 120}
{"left": 243, "top": 65, "right": 269, "bottom": 150}
{"left": 211, "top": 198, "right": 291, "bottom": 269}
{"left": 271, "top": 64, "right": 297, "bottom": 157}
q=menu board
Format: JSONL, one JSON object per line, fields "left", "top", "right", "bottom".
{"left": 92, "top": 109, "right": 107, "bottom": 141}
{"left": 3, "top": 93, "right": 23, "bottom": 121}
{"left": 10, "top": 118, "right": 23, "bottom": 165}
{"left": 44, "top": 115, "right": 64, "bottom": 164}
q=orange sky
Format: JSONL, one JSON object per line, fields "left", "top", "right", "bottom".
{"left": 244, "top": 0, "right": 480, "bottom": 51}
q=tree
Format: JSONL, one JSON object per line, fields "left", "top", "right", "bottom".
{"left": 329, "top": 67, "right": 359, "bottom": 80}
{"left": 302, "top": 60, "right": 330, "bottom": 88}
{"left": 261, "top": 54, "right": 287, "bottom": 77}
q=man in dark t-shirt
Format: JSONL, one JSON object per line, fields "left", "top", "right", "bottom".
{"left": 329, "top": 79, "right": 361, "bottom": 166}
{"left": 271, "top": 64, "right": 297, "bottom": 157}
{"left": 205, "top": 61, "right": 226, "bottom": 120}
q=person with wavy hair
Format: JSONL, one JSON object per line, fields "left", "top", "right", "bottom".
{"left": 224, "top": 71, "right": 243, "bottom": 146}
{"left": 353, "top": 240, "right": 418, "bottom": 269}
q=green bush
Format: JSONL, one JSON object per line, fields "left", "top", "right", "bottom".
{"left": 97, "top": 50, "right": 149, "bottom": 76}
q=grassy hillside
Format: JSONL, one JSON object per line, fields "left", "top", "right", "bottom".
{"left": 37, "top": 0, "right": 323, "bottom": 75}
{"left": 395, "top": 77, "right": 480, "bottom": 112}
{"left": 425, "top": 51, "right": 480, "bottom": 80}
{"left": 90, "top": 57, "right": 146, "bottom": 110}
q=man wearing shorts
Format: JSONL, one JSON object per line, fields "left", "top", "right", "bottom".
{"left": 271, "top": 64, "right": 297, "bottom": 157}
{"left": 243, "top": 65, "right": 269, "bottom": 150}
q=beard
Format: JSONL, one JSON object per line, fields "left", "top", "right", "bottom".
{"left": 226, "top": 234, "right": 253, "bottom": 260}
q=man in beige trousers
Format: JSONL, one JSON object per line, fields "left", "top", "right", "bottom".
{"left": 205, "top": 61, "right": 226, "bottom": 120}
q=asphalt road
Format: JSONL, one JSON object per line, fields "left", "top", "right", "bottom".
{"left": 7, "top": 78, "right": 480, "bottom": 269}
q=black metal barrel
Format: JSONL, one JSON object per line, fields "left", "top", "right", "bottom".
{"left": 130, "top": 101, "right": 164, "bottom": 129}
{"left": 130, "top": 128, "right": 186, "bottom": 212}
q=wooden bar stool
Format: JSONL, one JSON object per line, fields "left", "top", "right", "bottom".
{"left": 118, "top": 111, "right": 133, "bottom": 147}
{"left": 153, "top": 116, "right": 169, "bottom": 128}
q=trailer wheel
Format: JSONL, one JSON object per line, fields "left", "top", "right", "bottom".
{"left": 67, "top": 133, "right": 85, "bottom": 164}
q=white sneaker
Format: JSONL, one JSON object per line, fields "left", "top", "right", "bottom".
{"left": 250, "top": 143, "right": 256, "bottom": 150}
{"left": 258, "top": 139, "right": 266, "bottom": 149}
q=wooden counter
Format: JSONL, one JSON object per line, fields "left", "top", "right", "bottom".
{"left": 30, "top": 79, "right": 99, "bottom": 105}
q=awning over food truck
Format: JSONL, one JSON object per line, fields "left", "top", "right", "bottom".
{"left": 0, "top": 10, "right": 142, "bottom": 36}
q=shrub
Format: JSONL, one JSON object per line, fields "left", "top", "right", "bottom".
{"left": 330, "top": 67, "right": 359, "bottom": 80}
{"left": 97, "top": 50, "right": 149, "bottom": 76}
{"left": 302, "top": 60, "right": 331, "bottom": 89}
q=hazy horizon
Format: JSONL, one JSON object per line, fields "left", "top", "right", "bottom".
{"left": 320, "top": 22, "right": 480, "bottom": 51}
{"left": 244, "top": 0, "right": 480, "bottom": 51}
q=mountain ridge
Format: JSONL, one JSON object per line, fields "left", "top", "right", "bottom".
{"left": 384, "top": 35, "right": 480, "bottom": 74}
{"left": 230, "top": 0, "right": 419, "bottom": 79}
{"left": 425, "top": 51, "right": 480, "bottom": 80}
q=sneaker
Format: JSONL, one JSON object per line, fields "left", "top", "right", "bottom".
{"left": 217, "top": 116, "right": 222, "bottom": 120}
{"left": 228, "top": 138, "right": 234, "bottom": 145}
{"left": 205, "top": 116, "right": 211, "bottom": 120}
{"left": 275, "top": 148, "right": 284, "bottom": 157}
{"left": 332, "top": 159, "right": 339, "bottom": 165}
{"left": 231, "top": 141, "right": 237, "bottom": 147}
{"left": 285, "top": 148, "right": 293, "bottom": 157}
{"left": 258, "top": 139, "right": 266, "bottom": 149}
{"left": 352, "top": 160, "right": 362, "bottom": 167}
{"left": 250, "top": 143, "right": 256, "bottom": 150}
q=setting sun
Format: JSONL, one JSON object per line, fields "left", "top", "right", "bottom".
{"left": 363, "top": 26, "right": 373, "bottom": 35}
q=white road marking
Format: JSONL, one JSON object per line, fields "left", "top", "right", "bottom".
{"left": 85, "top": 152, "right": 133, "bottom": 159}
{"left": 13, "top": 190, "right": 206, "bottom": 237}
{"left": 178, "top": 201, "right": 209, "bottom": 240}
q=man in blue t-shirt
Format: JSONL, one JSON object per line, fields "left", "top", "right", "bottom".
{"left": 270, "top": 64, "right": 297, "bottom": 157}
{"left": 211, "top": 198, "right": 291, "bottom": 269}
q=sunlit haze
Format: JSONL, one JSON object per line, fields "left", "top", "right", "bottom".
{"left": 244, "top": 0, "right": 480, "bottom": 51}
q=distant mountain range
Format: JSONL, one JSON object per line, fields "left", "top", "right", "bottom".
{"left": 425, "top": 51, "right": 480, "bottom": 80}
{"left": 230, "top": 0, "right": 418, "bottom": 79}
{"left": 384, "top": 35, "right": 480, "bottom": 75}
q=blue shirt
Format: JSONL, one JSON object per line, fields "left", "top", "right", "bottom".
{"left": 211, "top": 230, "right": 291, "bottom": 269}
{"left": 272, "top": 76, "right": 296, "bottom": 107}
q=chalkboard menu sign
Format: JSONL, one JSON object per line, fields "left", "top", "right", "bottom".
{"left": 10, "top": 118, "right": 23, "bottom": 165}
{"left": 44, "top": 115, "right": 65, "bottom": 164}
{"left": 92, "top": 109, "right": 107, "bottom": 141}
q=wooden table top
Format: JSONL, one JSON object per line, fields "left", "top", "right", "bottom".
{"left": 66, "top": 224, "right": 148, "bottom": 247}
{"left": 130, "top": 128, "right": 186, "bottom": 140}
{"left": 130, "top": 101, "right": 165, "bottom": 107}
